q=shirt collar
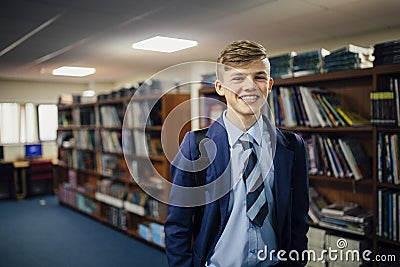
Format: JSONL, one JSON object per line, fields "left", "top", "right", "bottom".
{"left": 222, "top": 110, "right": 264, "bottom": 147}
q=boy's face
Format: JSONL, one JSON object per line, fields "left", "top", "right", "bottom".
{"left": 215, "top": 59, "right": 273, "bottom": 121}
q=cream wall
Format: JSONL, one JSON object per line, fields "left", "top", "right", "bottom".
{"left": 0, "top": 79, "right": 115, "bottom": 104}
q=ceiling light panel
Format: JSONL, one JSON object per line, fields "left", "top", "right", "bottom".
{"left": 52, "top": 66, "right": 96, "bottom": 77}
{"left": 132, "top": 36, "right": 198, "bottom": 53}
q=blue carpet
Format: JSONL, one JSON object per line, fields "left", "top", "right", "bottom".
{"left": 0, "top": 195, "right": 168, "bottom": 267}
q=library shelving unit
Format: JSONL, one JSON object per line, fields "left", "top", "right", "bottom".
{"left": 199, "top": 64, "right": 400, "bottom": 262}
{"left": 55, "top": 91, "right": 191, "bottom": 250}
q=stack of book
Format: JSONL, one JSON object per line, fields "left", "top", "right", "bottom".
{"left": 377, "top": 189, "right": 400, "bottom": 242}
{"left": 269, "top": 86, "right": 370, "bottom": 127}
{"left": 309, "top": 187, "right": 373, "bottom": 236}
{"left": 374, "top": 39, "right": 400, "bottom": 66}
{"left": 304, "top": 135, "right": 371, "bottom": 180}
{"left": 323, "top": 44, "right": 374, "bottom": 72}
{"left": 292, "top": 49, "right": 330, "bottom": 77}
{"left": 377, "top": 133, "right": 400, "bottom": 184}
{"left": 370, "top": 76, "right": 400, "bottom": 126}
{"left": 269, "top": 52, "right": 296, "bottom": 79}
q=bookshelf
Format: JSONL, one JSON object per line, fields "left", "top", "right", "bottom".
{"left": 199, "top": 64, "right": 400, "bottom": 260}
{"left": 55, "top": 92, "right": 191, "bottom": 250}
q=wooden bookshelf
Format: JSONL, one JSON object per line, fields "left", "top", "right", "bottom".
{"left": 199, "top": 64, "right": 400, "bottom": 260}
{"left": 56, "top": 91, "right": 190, "bottom": 250}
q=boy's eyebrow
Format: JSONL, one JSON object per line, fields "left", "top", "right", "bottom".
{"left": 254, "top": 70, "right": 268, "bottom": 75}
{"left": 227, "top": 69, "right": 268, "bottom": 77}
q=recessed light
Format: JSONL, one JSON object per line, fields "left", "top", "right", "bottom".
{"left": 82, "top": 90, "right": 96, "bottom": 97}
{"left": 52, "top": 66, "right": 96, "bottom": 77}
{"left": 132, "top": 36, "right": 198, "bottom": 53}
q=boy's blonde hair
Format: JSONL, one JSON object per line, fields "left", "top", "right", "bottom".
{"left": 217, "top": 40, "right": 270, "bottom": 77}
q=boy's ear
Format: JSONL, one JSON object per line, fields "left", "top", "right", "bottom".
{"left": 215, "top": 80, "right": 225, "bottom": 96}
{"left": 268, "top": 77, "right": 274, "bottom": 94}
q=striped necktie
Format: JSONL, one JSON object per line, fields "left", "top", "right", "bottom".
{"left": 240, "top": 133, "right": 268, "bottom": 227}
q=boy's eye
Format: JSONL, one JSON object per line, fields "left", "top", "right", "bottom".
{"left": 255, "top": 76, "right": 267, "bottom": 80}
{"left": 232, "top": 76, "right": 245, "bottom": 81}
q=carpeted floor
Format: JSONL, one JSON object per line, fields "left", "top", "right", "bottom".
{"left": 0, "top": 195, "right": 168, "bottom": 267}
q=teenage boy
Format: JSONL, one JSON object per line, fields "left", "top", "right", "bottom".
{"left": 165, "top": 40, "right": 309, "bottom": 267}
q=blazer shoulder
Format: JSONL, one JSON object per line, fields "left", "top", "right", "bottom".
{"left": 277, "top": 128, "right": 304, "bottom": 151}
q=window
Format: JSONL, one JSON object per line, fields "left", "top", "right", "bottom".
{"left": 0, "top": 103, "right": 57, "bottom": 144}
{"left": 38, "top": 104, "right": 58, "bottom": 141}
{"left": 0, "top": 103, "right": 20, "bottom": 144}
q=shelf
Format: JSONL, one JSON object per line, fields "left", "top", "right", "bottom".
{"left": 59, "top": 200, "right": 103, "bottom": 222}
{"left": 197, "top": 63, "right": 400, "bottom": 260}
{"left": 376, "top": 126, "right": 400, "bottom": 133}
{"left": 274, "top": 68, "right": 374, "bottom": 86}
{"left": 98, "top": 126, "right": 123, "bottom": 130}
{"left": 279, "top": 126, "right": 373, "bottom": 133}
{"left": 57, "top": 92, "right": 190, "bottom": 254}
{"left": 61, "top": 200, "right": 165, "bottom": 251}
{"left": 310, "top": 175, "right": 373, "bottom": 185}
{"left": 76, "top": 190, "right": 96, "bottom": 200}
{"left": 97, "top": 96, "right": 131, "bottom": 105}
{"left": 127, "top": 229, "right": 165, "bottom": 251}
{"left": 101, "top": 150, "right": 124, "bottom": 156}
{"left": 56, "top": 164, "right": 102, "bottom": 177}
{"left": 308, "top": 221, "right": 373, "bottom": 239}
{"left": 128, "top": 93, "right": 164, "bottom": 102}
{"left": 58, "top": 125, "right": 97, "bottom": 130}
{"left": 371, "top": 64, "right": 400, "bottom": 75}
{"left": 127, "top": 154, "right": 166, "bottom": 162}
{"left": 377, "top": 183, "right": 400, "bottom": 190}
{"left": 58, "top": 102, "right": 97, "bottom": 109}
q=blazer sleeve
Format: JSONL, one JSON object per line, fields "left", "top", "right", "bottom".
{"left": 289, "top": 134, "right": 309, "bottom": 266}
{"left": 164, "top": 131, "right": 198, "bottom": 267}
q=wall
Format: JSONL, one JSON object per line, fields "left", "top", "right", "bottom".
{"left": 0, "top": 79, "right": 114, "bottom": 104}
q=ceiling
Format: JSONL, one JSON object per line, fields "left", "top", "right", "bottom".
{"left": 1, "top": 0, "right": 399, "bottom": 84}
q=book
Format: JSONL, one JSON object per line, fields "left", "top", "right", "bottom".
{"left": 335, "top": 108, "right": 370, "bottom": 126}
{"left": 308, "top": 187, "right": 329, "bottom": 223}
{"left": 343, "top": 139, "right": 371, "bottom": 180}
{"left": 321, "top": 201, "right": 359, "bottom": 216}
{"left": 329, "top": 44, "right": 374, "bottom": 57}
{"left": 321, "top": 207, "right": 372, "bottom": 224}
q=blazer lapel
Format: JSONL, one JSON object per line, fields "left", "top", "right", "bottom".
{"left": 274, "top": 129, "right": 294, "bottom": 244}
{"left": 205, "top": 117, "right": 231, "bottom": 226}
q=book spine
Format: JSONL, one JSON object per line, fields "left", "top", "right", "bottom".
{"left": 323, "top": 137, "right": 339, "bottom": 178}
{"left": 393, "top": 193, "right": 397, "bottom": 241}
{"left": 377, "top": 133, "right": 383, "bottom": 183}
{"left": 378, "top": 189, "right": 382, "bottom": 237}
{"left": 394, "top": 77, "right": 400, "bottom": 126}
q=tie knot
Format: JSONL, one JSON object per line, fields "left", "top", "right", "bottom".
{"left": 239, "top": 133, "right": 254, "bottom": 150}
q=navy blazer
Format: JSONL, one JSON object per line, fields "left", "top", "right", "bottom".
{"left": 165, "top": 116, "right": 309, "bottom": 267}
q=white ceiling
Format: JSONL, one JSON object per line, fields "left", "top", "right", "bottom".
{"left": 1, "top": 0, "right": 399, "bottom": 84}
